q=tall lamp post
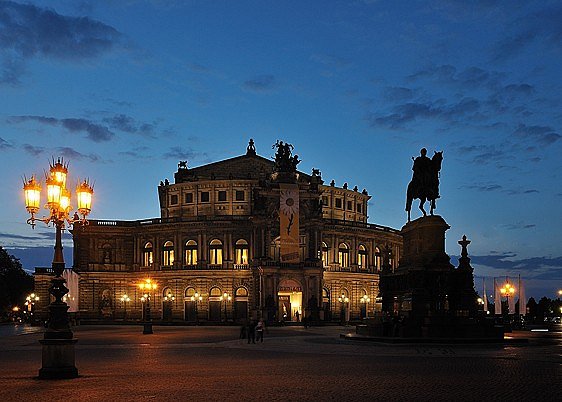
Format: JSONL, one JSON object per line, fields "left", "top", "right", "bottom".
{"left": 220, "top": 292, "right": 231, "bottom": 323}
{"left": 163, "top": 291, "right": 175, "bottom": 321}
{"left": 24, "top": 293, "right": 40, "bottom": 323}
{"left": 500, "top": 282, "right": 515, "bottom": 316}
{"left": 338, "top": 294, "right": 349, "bottom": 325}
{"left": 120, "top": 294, "right": 130, "bottom": 321}
{"left": 23, "top": 158, "right": 93, "bottom": 379}
{"left": 190, "top": 292, "right": 203, "bottom": 325}
{"left": 139, "top": 279, "right": 157, "bottom": 334}
{"left": 360, "top": 295, "right": 370, "bottom": 319}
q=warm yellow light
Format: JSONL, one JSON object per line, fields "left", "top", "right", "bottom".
{"left": 46, "top": 176, "right": 61, "bottom": 208}
{"left": 60, "top": 188, "right": 71, "bottom": 212}
{"left": 76, "top": 179, "right": 93, "bottom": 215}
{"left": 50, "top": 158, "right": 68, "bottom": 188}
{"left": 12, "top": 306, "right": 19, "bottom": 312}
{"left": 23, "top": 176, "right": 41, "bottom": 213}
{"left": 558, "top": 289, "right": 562, "bottom": 296}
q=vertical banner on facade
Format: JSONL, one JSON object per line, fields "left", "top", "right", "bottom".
{"left": 62, "top": 268, "right": 80, "bottom": 313}
{"left": 494, "top": 278, "right": 502, "bottom": 315}
{"left": 279, "top": 183, "right": 300, "bottom": 263}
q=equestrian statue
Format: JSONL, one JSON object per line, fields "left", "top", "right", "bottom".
{"left": 406, "top": 148, "right": 443, "bottom": 222}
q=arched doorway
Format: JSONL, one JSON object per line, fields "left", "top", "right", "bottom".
{"left": 184, "top": 287, "right": 196, "bottom": 322}
{"left": 208, "top": 287, "right": 222, "bottom": 322}
{"left": 162, "top": 287, "right": 174, "bottom": 321}
{"left": 278, "top": 279, "right": 302, "bottom": 323}
{"left": 234, "top": 287, "right": 248, "bottom": 322}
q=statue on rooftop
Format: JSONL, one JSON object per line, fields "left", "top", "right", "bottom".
{"left": 272, "top": 140, "right": 299, "bottom": 174}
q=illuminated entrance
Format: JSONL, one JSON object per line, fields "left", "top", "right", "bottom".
{"left": 278, "top": 279, "right": 302, "bottom": 322}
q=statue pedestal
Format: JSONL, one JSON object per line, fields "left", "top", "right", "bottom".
{"left": 38, "top": 339, "right": 79, "bottom": 379}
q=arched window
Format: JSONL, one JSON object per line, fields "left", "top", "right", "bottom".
{"left": 321, "top": 242, "right": 329, "bottom": 266}
{"left": 235, "top": 239, "right": 249, "bottom": 265}
{"left": 235, "top": 287, "right": 248, "bottom": 297}
{"left": 163, "top": 241, "right": 174, "bottom": 266}
{"left": 143, "top": 242, "right": 153, "bottom": 267}
{"left": 209, "top": 239, "right": 223, "bottom": 265}
{"left": 185, "top": 240, "right": 198, "bottom": 266}
{"left": 375, "top": 247, "right": 381, "bottom": 270}
{"left": 185, "top": 287, "right": 196, "bottom": 297}
{"left": 210, "top": 287, "right": 222, "bottom": 297}
{"left": 338, "top": 242, "right": 349, "bottom": 267}
{"left": 358, "top": 244, "right": 368, "bottom": 269}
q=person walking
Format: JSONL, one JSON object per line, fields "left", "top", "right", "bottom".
{"left": 247, "top": 320, "right": 256, "bottom": 344}
{"left": 256, "top": 318, "right": 265, "bottom": 343}
{"left": 295, "top": 310, "right": 300, "bottom": 322}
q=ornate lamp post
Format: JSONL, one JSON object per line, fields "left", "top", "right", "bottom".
{"left": 360, "top": 294, "right": 370, "bottom": 319}
{"left": 24, "top": 293, "right": 40, "bottom": 322}
{"left": 500, "top": 282, "right": 516, "bottom": 315}
{"left": 219, "top": 292, "right": 232, "bottom": 323}
{"left": 23, "top": 157, "right": 93, "bottom": 379}
{"left": 120, "top": 294, "right": 130, "bottom": 321}
{"left": 138, "top": 279, "right": 157, "bottom": 334}
{"left": 338, "top": 294, "right": 349, "bottom": 325}
{"left": 190, "top": 291, "right": 203, "bottom": 325}
{"left": 163, "top": 291, "right": 175, "bottom": 321}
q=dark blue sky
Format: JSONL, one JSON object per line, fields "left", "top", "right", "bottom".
{"left": 1, "top": 1, "right": 561, "bottom": 300}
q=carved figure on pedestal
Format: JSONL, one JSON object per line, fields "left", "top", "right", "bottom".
{"left": 406, "top": 148, "right": 443, "bottom": 221}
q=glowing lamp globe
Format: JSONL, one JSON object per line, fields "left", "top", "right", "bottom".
{"left": 23, "top": 176, "right": 41, "bottom": 214}
{"left": 60, "top": 188, "right": 71, "bottom": 212}
{"left": 76, "top": 180, "right": 94, "bottom": 215}
{"left": 50, "top": 158, "right": 68, "bottom": 188}
{"left": 45, "top": 176, "right": 62, "bottom": 209}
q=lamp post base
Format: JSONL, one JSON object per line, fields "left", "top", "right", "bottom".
{"left": 143, "top": 322, "right": 153, "bottom": 334}
{"left": 38, "top": 338, "right": 78, "bottom": 379}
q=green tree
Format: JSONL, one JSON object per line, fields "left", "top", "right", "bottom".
{"left": 0, "top": 246, "right": 34, "bottom": 317}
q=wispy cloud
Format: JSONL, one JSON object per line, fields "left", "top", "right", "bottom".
{"left": 513, "top": 124, "right": 561, "bottom": 145}
{"left": 491, "top": 4, "right": 562, "bottom": 62}
{"left": 102, "top": 114, "right": 156, "bottom": 137}
{"left": 242, "top": 75, "right": 276, "bottom": 92}
{"left": 56, "top": 147, "right": 100, "bottom": 162}
{"left": 8, "top": 115, "right": 114, "bottom": 142}
{"left": 0, "top": 136, "right": 13, "bottom": 150}
{"left": 162, "top": 146, "right": 206, "bottom": 160}
{"left": 22, "top": 144, "right": 45, "bottom": 156}
{"left": 471, "top": 253, "right": 562, "bottom": 280}
{"left": 0, "top": 1, "right": 123, "bottom": 85}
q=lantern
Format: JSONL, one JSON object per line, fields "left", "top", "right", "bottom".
{"left": 23, "top": 176, "right": 41, "bottom": 214}
{"left": 76, "top": 179, "right": 93, "bottom": 215}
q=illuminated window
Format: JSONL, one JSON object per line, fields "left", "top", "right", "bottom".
{"left": 163, "top": 241, "right": 175, "bottom": 266}
{"left": 185, "top": 240, "right": 198, "bottom": 266}
{"left": 143, "top": 242, "right": 153, "bottom": 266}
{"left": 375, "top": 247, "right": 381, "bottom": 270}
{"left": 209, "top": 239, "right": 223, "bottom": 265}
{"left": 185, "top": 193, "right": 193, "bottom": 203}
{"left": 321, "top": 242, "right": 329, "bottom": 266}
{"left": 200, "top": 191, "right": 210, "bottom": 203}
{"left": 235, "top": 190, "right": 245, "bottom": 201}
{"left": 338, "top": 243, "right": 349, "bottom": 267}
{"left": 210, "top": 287, "right": 222, "bottom": 297}
{"left": 358, "top": 244, "right": 368, "bottom": 269}
{"left": 235, "top": 239, "right": 249, "bottom": 265}
{"left": 218, "top": 191, "right": 227, "bottom": 202}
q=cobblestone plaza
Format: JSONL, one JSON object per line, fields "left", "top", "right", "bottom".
{"left": 1, "top": 324, "right": 560, "bottom": 401}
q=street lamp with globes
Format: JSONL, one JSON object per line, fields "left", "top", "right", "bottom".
{"left": 190, "top": 292, "right": 203, "bottom": 325}
{"left": 23, "top": 157, "right": 93, "bottom": 379}
{"left": 138, "top": 279, "right": 157, "bottom": 334}
{"left": 219, "top": 292, "right": 232, "bottom": 322}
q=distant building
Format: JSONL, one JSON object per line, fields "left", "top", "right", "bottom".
{"left": 34, "top": 140, "right": 402, "bottom": 323}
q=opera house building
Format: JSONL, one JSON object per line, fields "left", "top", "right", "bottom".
{"left": 34, "top": 140, "right": 403, "bottom": 324}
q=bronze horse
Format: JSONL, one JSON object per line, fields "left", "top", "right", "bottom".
{"left": 406, "top": 151, "right": 443, "bottom": 222}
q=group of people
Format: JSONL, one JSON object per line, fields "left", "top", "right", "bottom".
{"left": 240, "top": 318, "right": 266, "bottom": 344}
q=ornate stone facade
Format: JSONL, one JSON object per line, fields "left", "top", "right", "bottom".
{"left": 34, "top": 140, "right": 403, "bottom": 323}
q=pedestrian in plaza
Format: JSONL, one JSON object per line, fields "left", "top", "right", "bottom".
{"left": 256, "top": 318, "right": 265, "bottom": 343}
{"left": 239, "top": 319, "right": 247, "bottom": 340}
{"left": 247, "top": 320, "right": 256, "bottom": 344}
{"left": 295, "top": 310, "right": 300, "bottom": 322}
